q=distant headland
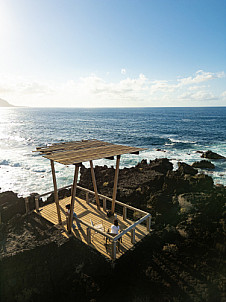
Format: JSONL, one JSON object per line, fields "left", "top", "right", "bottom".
{"left": 0, "top": 98, "right": 14, "bottom": 107}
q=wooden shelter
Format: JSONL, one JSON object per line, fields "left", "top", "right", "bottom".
{"left": 36, "top": 139, "right": 144, "bottom": 232}
{"left": 35, "top": 139, "right": 151, "bottom": 260}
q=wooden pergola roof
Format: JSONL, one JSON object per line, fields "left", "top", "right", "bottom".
{"left": 36, "top": 139, "right": 145, "bottom": 165}
{"left": 35, "top": 139, "right": 145, "bottom": 233}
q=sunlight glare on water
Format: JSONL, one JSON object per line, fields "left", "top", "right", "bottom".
{"left": 0, "top": 107, "right": 225, "bottom": 196}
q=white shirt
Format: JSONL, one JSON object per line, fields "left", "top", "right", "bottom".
{"left": 111, "top": 225, "right": 120, "bottom": 234}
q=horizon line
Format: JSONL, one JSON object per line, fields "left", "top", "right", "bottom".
{"left": 1, "top": 105, "right": 226, "bottom": 109}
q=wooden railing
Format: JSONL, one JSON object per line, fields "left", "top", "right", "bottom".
{"left": 35, "top": 184, "right": 151, "bottom": 260}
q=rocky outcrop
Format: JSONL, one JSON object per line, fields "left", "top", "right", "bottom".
{"left": 1, "top": 157, "right": 225, "bottom": 302}
{"left": 201, "top": 150, "right": 225, "bottom": 159}
{"left": 0, "top": 191, "right": 26, "bottom": 223}
{"left": 177, "top": 162, "right": 198, "bottom": 176}
{"left": 79, "top": 158, "right": 172, "bottom": 209}
{"left": 0, "top": 213, "right": 111, "bottom": 302}
{"left": 0, "top": 98, "right": 14, "bottom": 107}
{"left": 192, "top": 159, "right": 215, "bottom": 169}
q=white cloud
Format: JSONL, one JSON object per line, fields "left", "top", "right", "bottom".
{"left": 149, "top": 80, "right": 175, "bottom": 94}
{"left": 180, "top": 90, "right": 216, "bottom": 101}
{"left": 220, "top": 91, "right": 226, "bottom": 102}
{"left": 0, "top": 70, "right": 225, "bottom": 107}
{"left": 177, "top": 70, "right": 225, "bottom": 86}
{"left": 221, "top": 91, "right": 226, "bottom": 98}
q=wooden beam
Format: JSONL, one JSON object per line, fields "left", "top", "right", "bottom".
{"left": 111, "top": 241, "right": 117, "bottom": 260}
{"left": 111, "top": 155, "right": 121, "bottom": 214}
{"left": 35, "top": 196, "right": 39, "bottom": 212}
{"left": 68, "top": 164, "right": 80, "bottom": 233}
{"left": 123, "top": 206, "right": 127, "bottom": 220}
{"left": 131, "top": 151, "right": 139, "bottom": 155}
{"left": 131, "top": 228, "right": 136, "bottom": 244}
{"left": 105, "top": 156, "right": 114, "bottom": 160}
{"left": 103, "top": 197, "right": 106, "bottom": 212}
{"left": 86, "top": 192, "right": 89, "bottom": 204}
{"left": 87, "top": 227, "right": 91, "bottom": 244}
{"left": 89, "top": 160, "right": 101, "bottom": 210}
{"left": 50, "top": 160, "right": 62, "bottom": 224}
{"left": 25, "top": 197, "right": 29, "bottom": 214}
{"left": 146, "top": 216, "right": 151, "bottom": 232}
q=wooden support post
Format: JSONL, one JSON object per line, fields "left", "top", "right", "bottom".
{"left": 146, "top": 216, "right": 151, "bottom": 232}
{"left": 123, "top": 206, "right": 127, "bottom": 221}
{"left": 86, "top": 192, "right": 89, "bottom": 204}
{"left": 111, "top": 241, "right": 117, "bottom": 260}
{"left": 103, "top": 197, "right": 106, "bottom": 211}
{"left": 0, "top": 212, "right": 1, "bottom": 224}
{"left": 111, "top": 155, "right": 120, "bottom": 214}
{"left": 25, "top": 197, "right": 29, "bottom": 214}
{"left": 68, "top": 164, "right": 80, "bottom": 233}
{"left": 35, "top": 196, "right": 39, "bottom": 212}
{"left": 87, "top": 227, "right": 91, "bottom": 244}
{"left": 131, "top": 228, "right": 136, "bottom": 244}
{"left": 50, "top": 160, "right": 62, "bottom": 224}
{"left": 90, "top": 160, "right": 101, "bottom": 210}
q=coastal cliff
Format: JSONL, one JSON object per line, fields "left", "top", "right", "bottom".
{"left": 0, "top": 158, "right": 225, "bottom": 301}
{"left": 0, "top": 98, "right": 14, "bottom": 107}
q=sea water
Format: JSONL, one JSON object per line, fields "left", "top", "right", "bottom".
{"left": 0, "top": 107, "right": 225, "bottom": 196}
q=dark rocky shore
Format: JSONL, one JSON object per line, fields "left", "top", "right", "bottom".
{"left": 0, "top": 155, "right": 225, "bottom": 302}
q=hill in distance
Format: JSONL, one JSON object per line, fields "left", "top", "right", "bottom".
{"left": 0, "top": 98, "right": 14, "bottom": 107}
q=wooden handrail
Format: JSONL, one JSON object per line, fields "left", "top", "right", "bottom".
{"left": 36, "top": 184, "right": 151, "bottom": 254}
{"left": 36, "top": 184, "right": 149, "bottom": 216}
{"left": 113, "top": 213, "right": 151, "bottom": 241}
{"left": 77, "top": 213, "right": 151, "bottom": 242}
{"left": 78, "top": 219, "right": 115, "bottom": 240}
{"left": 76, "top": 185, "right": 149, "bottom": 215}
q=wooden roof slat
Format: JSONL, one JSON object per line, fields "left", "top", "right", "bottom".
{"left": 37, "top": 139, "right": 105, "bottom": 153}
{"left": 43, "top": 144, "right": 135, "bottom": 161}
{"left": 36, "top": 139, "right": 145, "bottom": 165}
{"left": 37, "top": 139, "right": 110, "bottom": 153}
{"left": 43, "top": 146, "right": 142, "bottom": 165}
{"left": 53, "top": 147, "right": 142, "bottom": 165}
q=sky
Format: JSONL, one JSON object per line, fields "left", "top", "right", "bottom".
{"left": 0, "top": 0, "right": 226, "bottom": 107}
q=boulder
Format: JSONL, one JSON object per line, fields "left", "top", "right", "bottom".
{"left": 192, "top": 160, "right": 215, "bottom": 169}
{"left": 201, "top": 150, "right": 225, "bottom": 159}
{"left": 177, "top": 162, "right": 198, "bottom": 176}
{"left": 185, "top": 174, "right": 214, "bottom": 192}
{"left": 0, "top": 191, "right": 26, "bottom": 222}
{"left": 162, "top": 170, "right": 191, "bottom": 194}
{"left": 149, "top": 158, "right": 173, "bottom": 174}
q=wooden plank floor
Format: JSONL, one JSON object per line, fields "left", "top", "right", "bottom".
{"left": 38, "top": 197, "right": 149, "bottom": 260}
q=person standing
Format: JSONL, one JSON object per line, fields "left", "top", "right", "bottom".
{"left": 110, "top": 219, "right": 120, "bottom": 234}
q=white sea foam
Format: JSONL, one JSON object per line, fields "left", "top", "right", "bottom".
{"left": 0, "top": 107, "right": 225, "bottom": 196}
{"left": 168, "top": 138, "right": 197, "bottom": 144}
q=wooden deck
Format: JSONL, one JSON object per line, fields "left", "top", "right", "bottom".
{"left": 38, "top": 197, "right": 150, "bottom": 260}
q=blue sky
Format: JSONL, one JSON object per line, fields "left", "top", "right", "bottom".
{"left": 0, "top": 0, "right": 225, "bottom": 107}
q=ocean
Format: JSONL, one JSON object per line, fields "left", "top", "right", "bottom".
{"left": 0, "top": 107, "right": 226, "bottom": 197}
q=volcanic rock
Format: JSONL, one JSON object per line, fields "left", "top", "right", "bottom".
{"left": 0, "top": 156, "right": 226, "bottom": 302}
{"left": 148, "top": 158, "right": 173, "bottom": 174}
{"left": 177, "top": 162, "right": 198, "bottom": 176}
{"left": 185, "top": 173, "right": 214, "bottom": 192}
{"left": 0, "top": 191, "right": 26, "bottom": 223}
{"left": 201, "top": 150, "right": 225, "bottom": 159}
{"left": 192, "top": 160, "right": 215, "bottom": 169}
{"left": 79, "top": 159, "right": 173, "bottom": 208}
